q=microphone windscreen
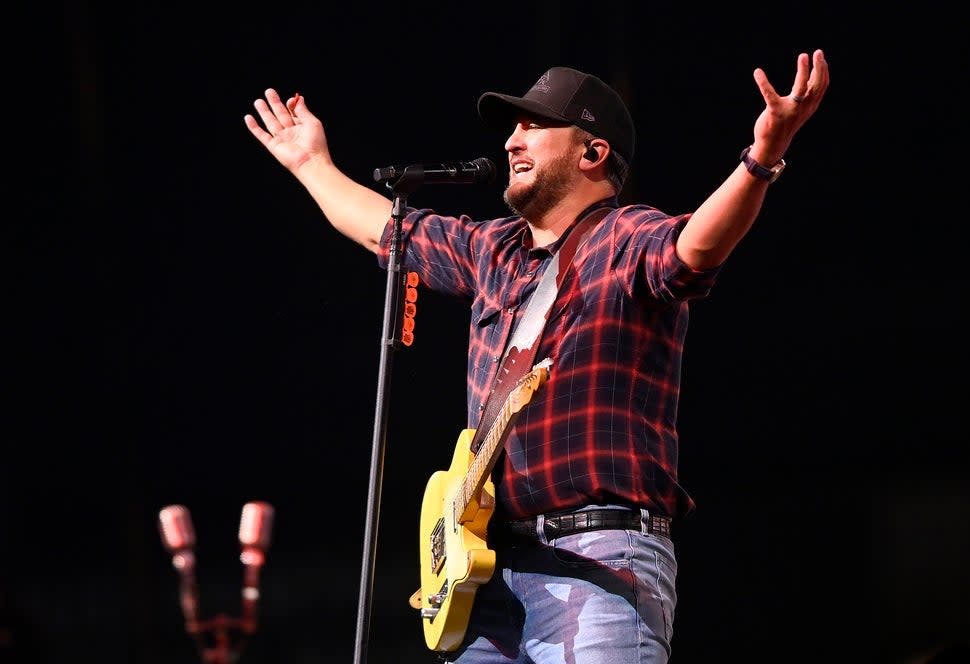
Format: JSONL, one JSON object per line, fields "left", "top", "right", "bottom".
{"left": 158, "top": 504, "right": 196, "bottom": 552}
{"left": 239, "top": 501, "right": 274, "bottom": 551}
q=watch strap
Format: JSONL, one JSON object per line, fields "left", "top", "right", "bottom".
{"left": 740, "top": 145, "right": 786, "bottom": 183}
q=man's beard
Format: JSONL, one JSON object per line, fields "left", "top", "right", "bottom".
{"left": 503, "top": 149, "right": 574, "bottom": 220}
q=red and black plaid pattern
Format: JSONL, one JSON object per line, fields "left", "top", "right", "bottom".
{"left": 378, "top": 201, "right": 719, "bottom": 520}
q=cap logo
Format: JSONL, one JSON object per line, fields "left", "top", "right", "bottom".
{"left": 581, "top": 108, "right": 596, "bottom": 122}
{"left": 533, "top": 72, "right": 552, "bottom": 93}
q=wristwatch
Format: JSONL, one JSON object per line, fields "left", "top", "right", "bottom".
{"left": 740, "top": 145, "right": 786, "bottom": 183}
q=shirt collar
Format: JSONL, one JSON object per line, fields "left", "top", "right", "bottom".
{"left": 522, "top": 196, "right": 617, "bottom": 254}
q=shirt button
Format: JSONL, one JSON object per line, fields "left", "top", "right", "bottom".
{"left": 478, "top": 403, "right": 486, "bottom": 411}
{"left": 493, "top": 356, "right": 500, "bottom": 363}
{"left": 507, "top": 307, "right": 515, "bottom": 314}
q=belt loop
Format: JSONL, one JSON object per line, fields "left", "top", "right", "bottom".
{"left": 638, "top": 507, "right": 650, "bottom": 536}
{"left": 535, "top": 513, "right": 549, "bottom": 544}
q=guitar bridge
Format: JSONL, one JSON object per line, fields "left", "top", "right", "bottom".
{"left": 421, "top": 580, "right": 449, "bottom": 621}
{"left": 430, "top": 517, "right": 445, "bottom": 574}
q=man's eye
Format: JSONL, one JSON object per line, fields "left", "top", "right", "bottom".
{"left": 528, "top": 123, "right": 542, "bottom": 129}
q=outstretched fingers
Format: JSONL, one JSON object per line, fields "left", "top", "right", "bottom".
{"left": 790, "top": 52, "right": 811, "bottom": 101}
{"left": 809, "top": 49, "right": 829, "bottom": 99}
{"left": 265, "top": 88, "right": 297, "bottom": 129}
{"left": 243, "top": 111, "right": 271, "bottom": 145}
{"left": 791, "top": 50, "right": 828, "bottom": 105}
{"left": 751, "top": 56, "right": 784, "bottom": 105}
{"left": 253, "top": 89, "right": 288, "bottom": 134}
{"left": 286, "top": 92, "right": 302, "bottom": 121}
{"left": 245, "top": 107, "right": 272, "bottom": 144}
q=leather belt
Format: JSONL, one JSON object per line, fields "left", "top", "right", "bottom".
{"left": 505, "top": 508, "right": 671, "bottom": 541}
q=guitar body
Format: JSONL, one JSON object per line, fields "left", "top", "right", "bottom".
{"left": 411, "top": 358, "right": 551, "bottom": 653}
{"left": 417, "top": 428, "right": 497, "bottom": 652}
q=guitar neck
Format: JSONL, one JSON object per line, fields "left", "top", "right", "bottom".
{"left": 456, "top": 398, "right": 515, "bottom": 519}
{"left": 453, "top": 358, "right": 551, "bottom": 523}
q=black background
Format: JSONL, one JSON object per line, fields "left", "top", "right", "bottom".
{"left": 5, "top": 2, "right": 968, "bottom": 664}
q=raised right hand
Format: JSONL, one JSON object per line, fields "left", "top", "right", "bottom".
{"left": 244, "top": 88, "right": 331, "bottom": 173}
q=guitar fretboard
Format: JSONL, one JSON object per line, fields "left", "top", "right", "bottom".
{"left": 455, "top": 359, "right": 551, "bottom": 521}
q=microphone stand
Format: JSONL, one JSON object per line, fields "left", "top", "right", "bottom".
{"left": 352, "top": 171, "right": 424, "bottom": 664}
{"left": 159, "top": 503, "right": 273, "bottom": 664}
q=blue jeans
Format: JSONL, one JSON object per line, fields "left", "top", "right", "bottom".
{"left": 444, "top": 508, "right": 677, "bottom": 664}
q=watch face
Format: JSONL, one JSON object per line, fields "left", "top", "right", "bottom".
{"left": 767, "top": 160, "right": 787, "bottom": 183}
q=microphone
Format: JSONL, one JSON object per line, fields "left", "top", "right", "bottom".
{"left": 373, "top": 157, "right": 496, "bottom": 185}
{"left": 159, "top": 504, "right": 196, "bottom": 555}
{"left": 239, "top": 501, "right": 274, "bottom": 564}
{"left": 158, "top": 504, "right": 201, "bottom": 631}
{"left": 238, "top": 501, "right": 274, "bottom": 633}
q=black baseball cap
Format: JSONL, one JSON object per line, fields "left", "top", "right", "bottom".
{"left": 477, "top": 66, "right": 635, "bottom": 163}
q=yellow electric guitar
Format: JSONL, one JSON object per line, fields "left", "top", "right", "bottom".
{"left": 410, "top": 357, "right": 552, "bottom": 652}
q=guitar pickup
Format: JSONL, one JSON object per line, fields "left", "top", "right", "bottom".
{"left": 430, "top": 518, "right": 446, "bottom": 574}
